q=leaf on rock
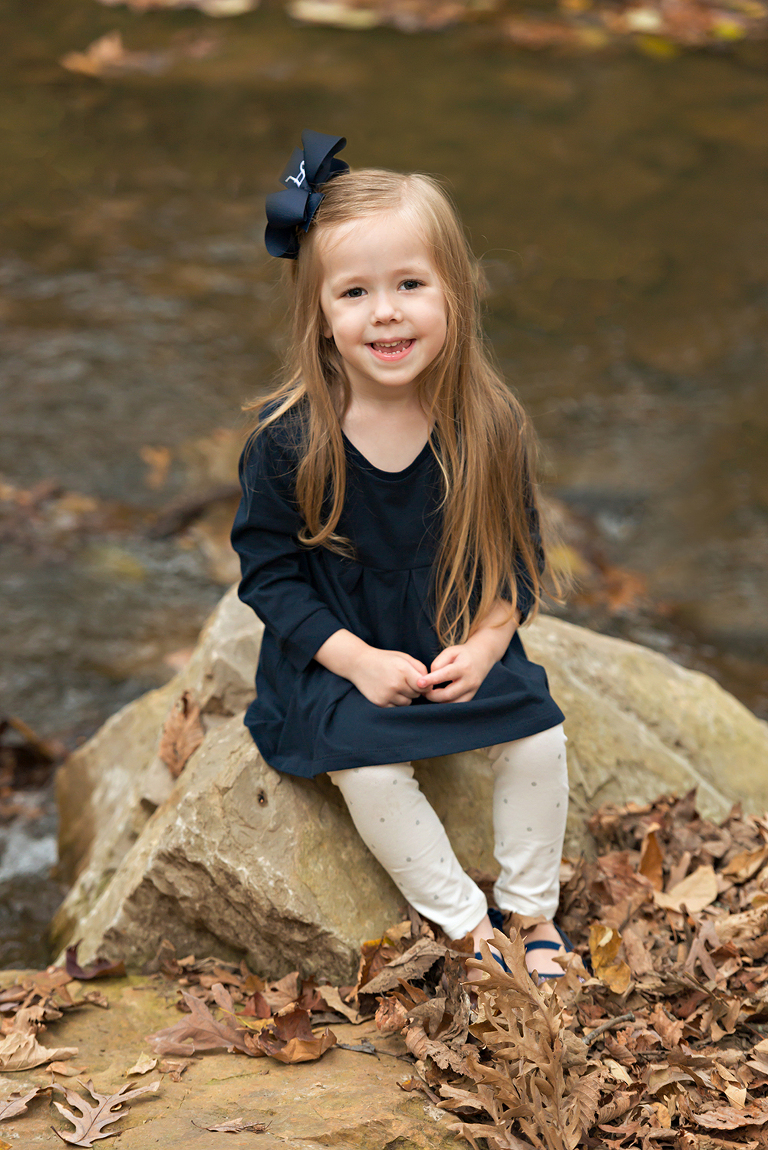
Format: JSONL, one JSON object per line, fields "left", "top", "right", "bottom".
{"left": 158, "top": 691, "right": 204, "bottom": 778}
{"left": 125, "top": 1052, "right": 157, "bottom": 1076}
{"left": 247, "top": 1005, "right": 336, "bottom": 1064}
{"left": 65, "top": 943, "right": 125, "bottom": 981}
{"left": 53, "top": 1079, "right": 159, "bottom": 1146}
{"left": 654, "top": 864, "right": 718, "bottom": 913}
{"left": 0, "top": 1086, "right": 42, "bottom": 1121}
{"left": 0, "top": 1031, "right": 79, "bottom": 1072}
{"left": 146, "top": 986, "right": 250, "bottom": 1056}
{"left": 196, "top": 1117, "right": 267, "bottom": 1132}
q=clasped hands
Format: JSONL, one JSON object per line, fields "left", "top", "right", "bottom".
{"left": 314, "top": 601, "right": 519, "bottom": 709}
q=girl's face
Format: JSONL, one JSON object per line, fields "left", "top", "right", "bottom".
{"left": 318, "top": 210, "right": 448, "bottom": 402}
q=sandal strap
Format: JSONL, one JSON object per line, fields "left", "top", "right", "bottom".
{"left": 474, "top": 950, "right": 510, "bottom": 973}
{"left": 524, "top": 939, "right": 563, "bottom": 953}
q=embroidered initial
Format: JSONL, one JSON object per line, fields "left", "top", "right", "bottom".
{"left": 285, "top": 161, "right": 306, "bottom": 188}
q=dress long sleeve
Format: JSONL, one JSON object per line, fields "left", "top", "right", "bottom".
{"left": 231, "top": 429, "right": 344, "bottom": 672}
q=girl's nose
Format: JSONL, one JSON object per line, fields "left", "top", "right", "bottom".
{"left": 371, "top": 291, "right": 401, "bottom": 323}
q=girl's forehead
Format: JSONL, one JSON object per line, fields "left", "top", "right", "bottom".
{"left": 317, "top": 208, "right": 432, "bottom": 266}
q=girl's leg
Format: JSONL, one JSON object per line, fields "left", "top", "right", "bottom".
{"left": 488, "top": 724, "right": 569, "bottom": 975}
{"left": 328, "top": 762, "right": 488, "bottom": 942}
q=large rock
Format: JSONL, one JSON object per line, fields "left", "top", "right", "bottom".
{"left": 52, "top": 588, "right": 768, "bottom": 980}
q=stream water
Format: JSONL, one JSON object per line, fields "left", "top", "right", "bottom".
{"left": 1, "top": 0, "right": 767, "bottom": 965}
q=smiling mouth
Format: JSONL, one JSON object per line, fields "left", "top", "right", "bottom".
{"left": 368, "top": 339, "right": 414, "bottom": 358}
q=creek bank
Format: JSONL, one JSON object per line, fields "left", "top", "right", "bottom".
{"left": 50, "top": 587, "right": 768, "bottom": 980}
{"left": 0, "top": 971, "right": 458, "bottom": 1150}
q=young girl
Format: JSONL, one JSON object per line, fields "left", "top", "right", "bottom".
{"left": 232, "top": 131, "right": 571, "bottom": 979}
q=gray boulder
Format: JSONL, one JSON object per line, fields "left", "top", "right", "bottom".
{"left": 52, "top": 588, "right": 768, "bottom": 980}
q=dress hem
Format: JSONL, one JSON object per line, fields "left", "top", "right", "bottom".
{"left": 245, "top": 702, "right": 565, "bottom": 779}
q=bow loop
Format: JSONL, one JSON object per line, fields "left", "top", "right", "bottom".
{"left": 265, "top": 130, "right": 348, "bottom": 259}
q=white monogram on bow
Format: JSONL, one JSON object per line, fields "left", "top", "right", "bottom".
{"left": 285, "top": 160, "right": 306, "bottom": 189}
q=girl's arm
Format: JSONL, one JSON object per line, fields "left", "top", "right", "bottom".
{"left": 233, "top": 426, "right": 427, "bottom": 706}
{"left": 232, "top": 429, "right": 345, "bottom": 672}
{"left": 416, "top": 599, "right": 520, "bottom": 704}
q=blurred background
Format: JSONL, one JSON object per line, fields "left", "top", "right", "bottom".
{"left": 1, "top": 0, "right": 767, "bottom": 965}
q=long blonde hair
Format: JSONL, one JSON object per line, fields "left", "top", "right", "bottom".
{"left": 246, "top": 168, "right": 545, "bottom": 646}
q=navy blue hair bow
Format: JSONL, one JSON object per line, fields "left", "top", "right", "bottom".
{"left": 265, "top": 130, "right": 348, "bottom": 259}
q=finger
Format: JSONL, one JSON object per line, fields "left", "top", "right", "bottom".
{"left": 424, "top": 682, "right": 465, "bottom": 703}
{"left": 429, "top": 648, "right": 459, "bottom": 673}
{"left": 418, "top": 665, "right": 456, "bottom": 689}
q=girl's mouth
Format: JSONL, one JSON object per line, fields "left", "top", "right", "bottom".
{"left": 368, "top": 338, "right": 414, "bottom": 360}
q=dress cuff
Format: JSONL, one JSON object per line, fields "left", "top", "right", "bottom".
{"left": 281, "top": 611, "right": 344, "bottom": 672}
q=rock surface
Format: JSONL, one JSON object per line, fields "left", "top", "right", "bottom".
{"left": 52, "top": 588, "right": 768, "bottom": 980}
{"left": 0, "top": 971, "right": 461, "bottom": 1150}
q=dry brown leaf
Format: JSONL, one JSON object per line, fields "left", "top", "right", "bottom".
{"left": 146, "top": 985, "right": 250, "bottom": 1056}
{"left": 722, "top": 844, "right": 768, "bottom": 884}
{"left": 639, "top": 828, "right": 664, "bottom": 891}
{"left": 588, "top": 924, "right": 632, "bottom": 994}
{"left": 158, "top": 691, "right": 204, "bottom": 778}
{"left": 49, "top": 1063, "right": 88, "bottom": 1077}
{"left": 197, "top": 1117, "right": 267, "bottom": 1132}
{"left": 691, "top": 1099, "right": 768, "bottom": 1130}
{"left": 0, "top": 1086, "right": 42, "bottom": 1121}
{"left": 60, "top": 32, "right": 174, "bottom": 77}
{"left": 125, "top": 1053, "right": 157, "bottom": 1076}
{"left": 654, "top": 864, "right": 718, "bottom": 913}
{"left": 53, "top": 1079, "right": 159, "bottom": 1145}
{"left": 65, "top": 944, "right": 125, "bottom": 981}
{"left": 358, "top": 937, "right": 446, "bottom": 994}
{"left": 0, "top": 1031, "right": 79, "bottom": 1072}
{"left": 247, "top": 1005, "right": 336, "bottom": 1064}
{"left": 319, "top": 985, "right": 366, "bottom": 1024}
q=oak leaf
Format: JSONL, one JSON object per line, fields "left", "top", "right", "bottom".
{"left": 146, "top": 986, "right": 250, "bottom": 1056}
{"left": 0, "top": 1086, "right": 42, "bottom": 1121}
{"left": 159, "top": 691, "right": 204, "bottom": 777}
{"left": 53, "top": 1079, "right": 159, "bottom": 1145}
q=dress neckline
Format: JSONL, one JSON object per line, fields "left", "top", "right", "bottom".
{"left": 341, "top": 432, "right": 433, "bottom": 480}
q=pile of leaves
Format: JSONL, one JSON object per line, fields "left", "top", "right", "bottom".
{"left": 2, "top": 790, "right": 768, "bottom": 1148}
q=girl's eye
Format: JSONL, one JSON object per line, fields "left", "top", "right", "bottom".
{"left": 343, "top": 287, "right": 365, "bottom": 298}
{"left": 401, "top": 279, "right": 422, "bottom": 291}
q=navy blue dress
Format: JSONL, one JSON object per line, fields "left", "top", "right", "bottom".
{"left": 231, "top": 415, "right": 564, "bottom": 778}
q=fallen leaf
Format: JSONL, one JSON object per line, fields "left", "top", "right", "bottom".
{"left": 0, "top": 1032, "right": 79, "bottom": 1072}
{"left": 125, "top": 1053, "right": 157, "bottom": 1076}
{"left": 0, "top": 1086, "right": 42, "bottom": 1120}
{"left": 722, "top": 844, "right": 768, "bottom": 884}
{"left": 358, "top": 937, "right": 446, "bottom": 994}
{"left": 588, "top": 924, "right": 632, "bottom": 994}
{"left": 639, "top": 828, "right": 664, "bottom": 891}
{"left": 146, "top": 986, "right": 250, "bottom": 1056}
{"left": 196, "top": 1117, "right": 267, "bottom": 1132}
{"left": 53, "top": 1079, "right": 159, "bottom": 1145}
{"left": 654, "top": 864, "right": 718, "bottom": 913}
{"left": 49, "top": 1063, "right": 88, "bottom": 1077}
{"left": 691, "top": 1099, "right": 768, "bottom": 1130}
{"left": 158, "top": 691, "right": 204, "bottom": 778}
{"left": 317, "top": 985, "right": 366, "bottom": 1024}
{"left": 248, "top": 1006, "right": 336, "bottom": 1064}
{"left": 65, "top": 944, "right": 125, "bottom": 981}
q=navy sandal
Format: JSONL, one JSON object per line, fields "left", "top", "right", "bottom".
{"left": 524, "top": 923, "right": 574, "bottom": 980}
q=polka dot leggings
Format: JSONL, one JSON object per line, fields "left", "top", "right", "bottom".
{"left": 328, "top": 723, "right": 568, "bottom": 940}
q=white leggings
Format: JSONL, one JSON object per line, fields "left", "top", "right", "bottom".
{"left": 328, "top": 724, "right": 568, "bottom": 940}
